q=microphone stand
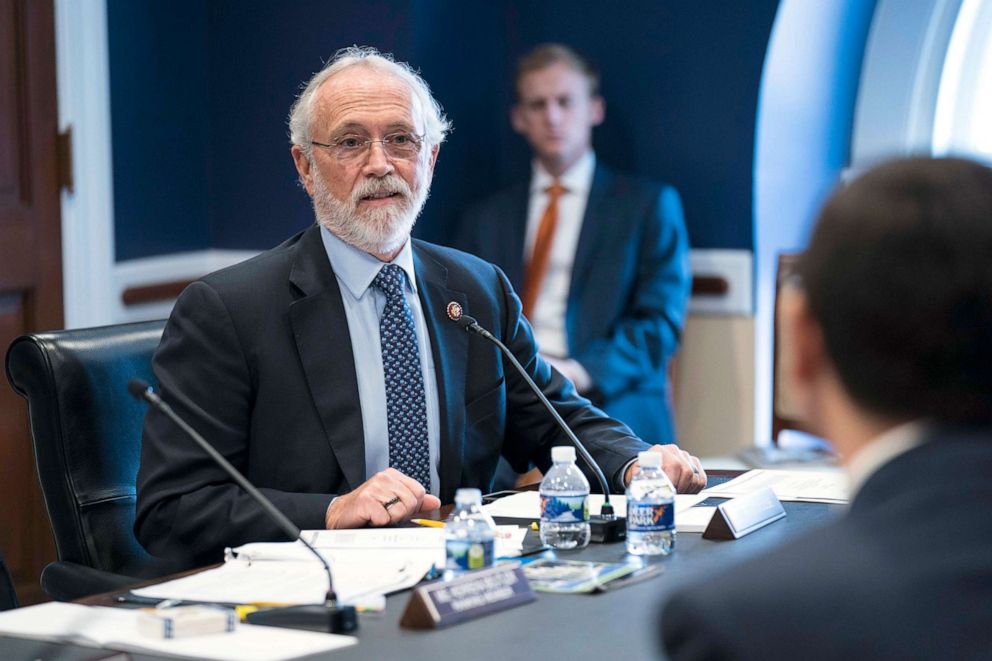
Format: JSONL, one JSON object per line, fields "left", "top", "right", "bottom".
{"left": 128, "top": 380, "right": 358, "bottom": 633}
{"left": 449, "top": 314, "right": 626, "bottom": 543}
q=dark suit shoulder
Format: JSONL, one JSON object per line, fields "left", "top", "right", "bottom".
{"left": 413, "top": 238, "right": 504, "bottom": 284}
{"left": 595, "top": 165, "right": 675, "bottom": 201}
{"left": 198, "top": 228, "right": 306, "bottom": 293}
{"left": 166, "top": 228, "right": 313, "bottom": 341}
{"left": 662, "top": 440, "right": 992, "bottom": 660}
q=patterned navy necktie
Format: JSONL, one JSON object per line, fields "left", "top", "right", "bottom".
{"left": 373, "top": 264, "right": 430, "bottom": 490}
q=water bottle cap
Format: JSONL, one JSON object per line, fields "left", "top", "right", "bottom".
{"left": 454, "top": 488, "right": 482, "bottom": 505}
{"left": 551, "top": 445, "right": 576, "bottom": 462}
{"left": 638, "top": 451, "right": 661, "bottom": 468}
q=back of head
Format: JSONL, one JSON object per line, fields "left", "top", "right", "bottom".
{"left": 799, "top": 157, "right": 992, "bottom": 425}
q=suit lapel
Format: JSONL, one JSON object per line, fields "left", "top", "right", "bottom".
{"left": 288, "top": 226, "right": 366, "bottom": 492}
{"left": 501, "top": 182, "right": 530, "bottom": 292}
{"left": 414, "top": 245, "right": 468, "bottom": 504}
{"left": 568, "top": 165, "right": 612, "bottom": 333}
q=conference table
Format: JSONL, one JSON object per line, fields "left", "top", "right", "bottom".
{"left": 0, "top": 470, "right": 843, "bottom": 660}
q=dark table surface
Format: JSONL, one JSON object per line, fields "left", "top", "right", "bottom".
{"left": 1, "top": 472, "right": 844, "bottom": 660}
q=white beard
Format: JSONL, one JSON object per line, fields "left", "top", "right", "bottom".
{"left": 311, "top": 167, "right": 430, "bottom": 257}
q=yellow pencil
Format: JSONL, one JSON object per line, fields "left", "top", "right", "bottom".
{"left": 410, "top": 518, "right": 446, "bottom": 528}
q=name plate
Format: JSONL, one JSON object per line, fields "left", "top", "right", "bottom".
{"left": 400, "top": 564, "right": 536, "bottom": 629}
{"left": 702, "top": 487, "right": 786, "bottom": 540}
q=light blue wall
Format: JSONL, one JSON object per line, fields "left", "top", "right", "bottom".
{"left": 753, "top": 0, "right": 877, "bottom": 444}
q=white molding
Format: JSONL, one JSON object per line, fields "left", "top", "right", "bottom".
{"left": 688, "top": 249, "right": 752, "bottom": 316}
{"left": 111, "top": 247, "right": 751, "bottom": 322}
{"left": 55, "top": 0, "right": 117, "bottom": 329}
{"left": 851, "top": 0, "right": 962, "bottom": 166}
{"left": 932, "top": 0, "right": 992, "bottom": 160}
{"left": 113, "top": 249, "right": 259, "bottom": 323}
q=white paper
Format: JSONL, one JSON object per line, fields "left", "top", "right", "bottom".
{"left": 230, "top": 527, "right": 446, "bottom": 565}
{"left": 676, "top": 506, "right": 717, "bottom": 533}
{"left": 136, "top": 528, "right": 446, "bottom": 606}
{"left": 135, "top": 554, "right": 432, "bottom": 606}
{"left": 482, "top": 491, "right": 706, "bottom": 518}
{"left": 701, "top": 469, "right": 848, "bottom": 503}
{"left": 0, "top": 602, "right": 356, "bottom": 661}
{"left": 494, "top": 525, "right": 528, "bottom": 557}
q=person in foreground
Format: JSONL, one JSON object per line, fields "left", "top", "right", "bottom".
{"left": 660, "top": 156, "right": 992, "bottom": 660}
{"left": 134, "top": 46, "right": 705, "bottom": 568}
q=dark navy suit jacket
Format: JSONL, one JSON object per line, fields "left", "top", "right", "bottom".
{"left": 135, "top": 224, "right": 648, "bottom": 566}
{"left": 661, "top": 427, "right": 992, "bottom": 660}
{"left": 456, "top": 164, "right": 691, "bottom": 445}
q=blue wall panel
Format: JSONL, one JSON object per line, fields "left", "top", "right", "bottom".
{"left": 109, "top": 1, "right": 778, "bottom": 261}
{"left": 107, "top": 0, "right": 211, "bottom": 260}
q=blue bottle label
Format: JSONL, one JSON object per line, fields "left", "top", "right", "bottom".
{"left": 540, "top": 494, "right": 589, "bottom": 523}
{"left": 447, "top": 538, "right": 494, "bottom": 570}
{"left": 627, "top": 501, "right": 675, "bottom": 532}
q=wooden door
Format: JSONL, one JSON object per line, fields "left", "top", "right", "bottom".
{"left": 0, "top": 0, "right": 64, "bottom": 605}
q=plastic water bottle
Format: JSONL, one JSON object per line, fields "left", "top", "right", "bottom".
{"left": 539, "top": 445, "right": 591, "bottom": 550}
{"left": 625, "top": 450, "right": 676, "bottom": 555}
{"left": 445, "top": 488, "right": 496, "bottom": 574}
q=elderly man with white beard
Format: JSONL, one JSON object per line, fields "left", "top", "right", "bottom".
{"left": 134, "top": 47, "right": 705, "bottom": 568}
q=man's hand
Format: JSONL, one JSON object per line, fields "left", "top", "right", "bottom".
{"left": 325, "top": 468, "right": 442, "bottom": 529}
{"left": 625, "top": 444, "right": 706, "bottom": 494}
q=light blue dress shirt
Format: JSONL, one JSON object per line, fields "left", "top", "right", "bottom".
{"left": 320, "top": 227, "right": 441, "bottom": 495}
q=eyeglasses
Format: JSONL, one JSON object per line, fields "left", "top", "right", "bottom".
{"left": 310, "top": 132, "right": 424, "bottom": 161}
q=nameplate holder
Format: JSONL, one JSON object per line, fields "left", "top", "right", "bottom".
{"left": 400, "top": 564, "right": 536, "bottom": 629}
{"left": 702, "top": 487, "right": 786, "bottom": 540}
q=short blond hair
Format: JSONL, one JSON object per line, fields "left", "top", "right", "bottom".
{"left": 515, "top": 43, "right": 600, "bottom": 100}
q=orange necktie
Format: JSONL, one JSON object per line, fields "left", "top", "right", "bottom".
{"left": 522, "top": 181, "right": 566, "bottom": 318}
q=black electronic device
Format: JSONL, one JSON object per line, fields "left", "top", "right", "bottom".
{"left": 445, "top": 308, "right": 626, "bottom": 543}
{"left": 127, "top": 379, "right": 358, "bottom": 634}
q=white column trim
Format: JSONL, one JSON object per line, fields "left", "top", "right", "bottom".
{"left": 688, "top": 249, "right": 752, "bottom": 316}
{"left": 55, "top": 0, "right": 117, "bottom": 329}
{"left": 850, "top": 0, "right": 962, "bottom": 166}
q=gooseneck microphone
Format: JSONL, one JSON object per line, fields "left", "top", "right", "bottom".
{"left": 445, "top": 304, "right": 625, "bottom": 542}
{"left": 127, "top": 379, "right": 357, "bottom": 633}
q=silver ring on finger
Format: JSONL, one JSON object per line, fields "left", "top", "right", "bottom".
{"left": 382, "top": 496, "right": 401, "bottom": 511}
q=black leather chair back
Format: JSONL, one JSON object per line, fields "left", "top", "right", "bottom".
{"left": 5, "top": 320, "right": 177, "bottom": 581}
{"left": 0, "top": 550, "right": 17, "bottom": 610}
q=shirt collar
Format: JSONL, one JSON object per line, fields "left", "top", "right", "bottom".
{"left": 846, "top": 420, "right": 926, "bottom": 497}
{"left": 319, "top": 225, "right": 418, "bottom": 299}
{"left": 530, "top": 150, "right": 596, "bottom": 197}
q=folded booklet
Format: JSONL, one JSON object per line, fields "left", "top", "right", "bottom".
{"left": 520, "top": 558, "right": 638, "bottom": 594}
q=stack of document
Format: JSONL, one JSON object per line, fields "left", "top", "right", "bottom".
{"left": 701, "top": 469, "right": 848, "bottom": 504}
{"left": 0, "top": 602, "right": 356, "bottom": 660}
{"left": 134, "top": 527, "right": 444, "bottom": 606}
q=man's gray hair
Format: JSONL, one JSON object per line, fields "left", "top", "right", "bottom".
{"left": 288, "top": 46, "right": 451, "bottom": 158}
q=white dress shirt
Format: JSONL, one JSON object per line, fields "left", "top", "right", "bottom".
{"left": 524, "top": 151, "right": 595, "bottom": 364}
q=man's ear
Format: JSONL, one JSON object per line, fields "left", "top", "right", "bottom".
{"left": 510, "top": 104, "right": 526, "bottom": 135}
{"left": 291, "top": 145, "right": 315, "bottom": 196}
{"left": 590, "top": 95, "right": 605, "bottom": 127}
{"left": 778, "top": 286, "right": 827, "bottom": 423}
{"left": 427, "top": 144, "right": 439, "bottom": 173}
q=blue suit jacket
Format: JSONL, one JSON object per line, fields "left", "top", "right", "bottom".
{"left": 661, "top": 427, "right": 992, "bottom": 660}
{"left": 135, "top": 224, "right": 649, "bottom": 566}
{"left": 456, "top": 164, "right": 691, "bottom": 445}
